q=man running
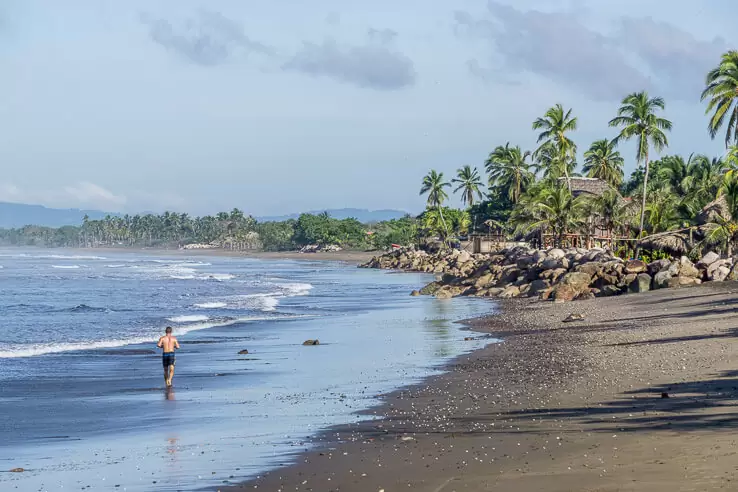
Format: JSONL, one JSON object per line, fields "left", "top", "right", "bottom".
{"left": 157, "top": 326, "right": 180, "bottom": 387}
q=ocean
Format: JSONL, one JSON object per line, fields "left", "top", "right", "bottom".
{"left": 0, "top": 249, "right": 494, "bottom": 491}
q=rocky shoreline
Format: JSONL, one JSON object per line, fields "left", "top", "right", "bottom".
{"left": 361, "top": 247, "right": 738, "bottom": 301}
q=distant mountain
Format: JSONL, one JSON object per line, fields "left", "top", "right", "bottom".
{"left": 257, "top": 208, "right": 411, "bottom": 223}
{"left": 0, "top": 202, "right": 118, "bottom": 228}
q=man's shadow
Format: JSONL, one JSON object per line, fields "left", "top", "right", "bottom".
{"left": 164, "top": 386, "right": 176, "bottom": 401}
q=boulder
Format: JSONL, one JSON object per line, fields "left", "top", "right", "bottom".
{"left": 628, "top": 273, "right": 652, "bottom": 293}
{"left": 575, "top": 290, "right": 596, "bottom": 301}
{"left": 238, "top": 349, "right": 249, "bottom": 355}
{"left": 419, "top": 282, "right": 442, "bottom": 296}
{"left": 474, "top": 273, "right": 495, "bottom": 289}
{"left": 455, "top": 250, "right": 472, "bottom": 265}
{"left": 547, "top": 248, "right": 566, "bottom": 260}
{"left": 498, "top": 285, "right": 521, "bottom": 299}
{"left": 9, "top": 468, "right": 24, "bottom": 473}
{"left": 528, "top": 279, "right": 551, "bottom": 296}
{"left": 728, "top": 262, "right": 738, "bottom": 281}
{"left": 647, "top": 259, "right": 671, "bottom": 276}
{"left": 654, "top": 270, "right": 673, "bottom": 289}
{"left": 698, "top": 252, "right": 720, "bottom": 268}
{"left": 593, "top": 273, "right": 619, "bottom": 289}
{"left": 552, "top": 272, "right": 593, "bottom": 302}
{"left": 707, "top": 259, "right": 731, "bottom": 280}
{"left": 532, "top": 250, "right": 548, "bottom": 264}
{"left": 713, "top": 265, "right": 731, "bottom": 282}
{"left": 576, "top": 262, "right": 603, "bottom": 277}
{"left": 302, "top": 339, "right": 320, "bottom": 346}
{"left": 541, "top": 258, "right": 563, "bottom": 270}
{"left": 598, "top": 285, "right": 623, "bottom": 297}
{"left": 540, "top": 268, "right": 568, "bottom": 284}
{"left": 679, "top": 257, "right": 700, "bottom": 278}
{"left": 410, "top": 290, "right": 420, "bottom": 296}
{"left": 666, "top": 276, "right": 702, "bottom": 288}
{"left": 516, "top": 255, "right": 536, "bottom": 269}
{"left": 625, "top": 259, "right": 647, "bottom": 274}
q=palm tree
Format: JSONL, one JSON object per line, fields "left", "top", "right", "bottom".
{"left": 533, "top": 104, "right": 578, "bottom": 189}
{"left": 609, "top": 91, "right": 672, "bottom": 239}
{"left": 510, "top": 184, "right": 586, "bottom": 247}
{"left": 582, "top": 139, "right": 625, "bottom": 188}
{"left": 486, "top": 143, "right": 534, "bottom": 203}
{"left": 419, "top": 170, "right": 451, "bottom": 242}
{"left": 703, "top": 173, "right": 738, "bottom": 256}
{"left": 452, "top": 165, "right": 483, "bottom": 207}
{"left": 585, "top": 189, "right": 629, "bottom": 238}
{"left": 702, "top": 51, "right": 738, "bottom": 147}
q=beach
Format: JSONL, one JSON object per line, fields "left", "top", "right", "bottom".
{"left": 0, "top": 249, "right": 493, "bottom": 491}
{"left": 231, "top": 281, "right": 738, "bottom": 491}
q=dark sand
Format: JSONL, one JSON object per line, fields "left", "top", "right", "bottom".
{"left": 221, "top": 281, "right": 738, "bottom": 491}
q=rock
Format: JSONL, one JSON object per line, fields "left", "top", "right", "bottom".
{"left": 498, "top": 285, "right": 521, "bottom": 299}
{"left": 575, "top": 290, "right": 596, "bottom": 301}
{"left": 302, "top": 339, "right": 320, "bottom": 346}
{"left": 410, "top": 290, "right": 420, "bottom": 296}
{"left": 713, "top": 265, "right": 731, "bottom": 282}
{"left": 707, "top": 259, "right": 731, "bottom": 280}
{"left": 563, "top": 313, "right": 585, "bottom": 323}
{"left": 666, "top": 276, "right": 702, "bottom": 288}
{"left": 593, "top": 273, "right": 619, "bottom": 289}
{"left": 575, "top": 262, "right": 603, "bottom": 277}
{"left": 647, "top": 259, "right": 671, "bottom": 276}
{"left": 238, "top": 349, "right": 249, "bottom": 355}
{"left": 474, "top": 273, "right": 494, "bottom": 289}
{"left": 598, "top": 285, "right": 623, "bottom": 297}
{"left": 9, "top": 468, "right": 24, "bottom": 473}
{"left": 728, "top": 262, "right": 738, "bottom": 281}
{"left": 532, "top": 250, "right": 547, "bottom": 264}
{"left": 679, "top": 256, "right": 700, "bottom": 278}
{"left": 456, "top": 251, "right": 472, "bottom": 264}
{"left": 528, "top": 279, "right": 551, "bottom": 296}
{"left": 547, "top": 248, "right": 566, "bottom": 260}
{"left": 698, "top": 251, "right": 720, "bottom": 268}
{"left": 516, "top": 255, "right": 536, "bottom": 269}
{"left": 540, "top": 268, "right": 568, "bottom": 283}
{"left": 419, "top": 282, "right": 442, "bottom": 296}
{"left": 661, "top": 392, "right": 670, "bottom": 399}
{"left": 628, "top": 273, "right": 652, "bottom": 293}
{"left": 654, "top": 270, "right": 673, "bottom": 289}
{"left": 625, "top": 259, "right": 647, "bottom": 274}
{"left": 553, "top": 272, "right": 593, "bottom": 302}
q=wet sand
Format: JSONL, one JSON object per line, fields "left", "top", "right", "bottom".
{"left": 224, "top": 281, "right": 738, "bottom": 491}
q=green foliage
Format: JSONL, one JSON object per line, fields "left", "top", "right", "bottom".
{"left": 702, "top": 50, "right": 738, "bottom": 146}
{"left": 255, "top": 220, "right": 295, "bottom": 251}
{"left": 369, "top": 216, "right": 419, "bottom": 249}
{"left": 639, "top": 250, "right": 671, "bottom": 263}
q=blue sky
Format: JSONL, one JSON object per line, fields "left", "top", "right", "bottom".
{"left": 0, "top": 0, "right": 734, "bottom": 215}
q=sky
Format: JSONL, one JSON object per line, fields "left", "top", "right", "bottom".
{"left": 0, "top": 0, "right": 735, "bottom": 216}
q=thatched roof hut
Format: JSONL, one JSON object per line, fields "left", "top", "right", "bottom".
{"left": 697, "top": 195, "right": 729, "bottom": 226}
{"left": 558, "top": 177, "right": 612, "bottom": 198}
{"left": 637, "top": 230, "right": 691, "bottom": 256}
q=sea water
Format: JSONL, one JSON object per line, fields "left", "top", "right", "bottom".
{"left": 0, "top": 249, "right": 495, "bottom": 491}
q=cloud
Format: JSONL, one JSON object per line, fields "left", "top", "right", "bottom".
{"left": 455, "top": 3, "right": 728, "bottom": 102}
{"left": 282, "top": 29, "right": 416, "bottom": 90}
{"left": 141, "top": 10, "right": 273, "bottom": 66}
{"left": 616, "top": 17, "right": 728, "bottom": 99}
{"left": 454, "top": 2, "right": 650, "bottom": 100}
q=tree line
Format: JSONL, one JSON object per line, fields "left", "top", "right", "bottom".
{"left": 418, "top": 50, "right": 738, "bottom": 255}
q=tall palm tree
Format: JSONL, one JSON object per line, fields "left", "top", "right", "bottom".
{"left": 582, "top": 139, "right": 625, "bottom": 188}
{"left": 419, "top": 170, "right": 451, "bottom": 241}
{"left": 451, "top": 165, "right": 483, "bottom": 207}
{"left": 585, "top": 189, "right": 628, "bottom": 238}
{"left": 702, "top": 51, "right": 738, "bottom": 147}
{"left": 532, "top": 104, "right": 578, "bottom": 189}
{"left": 704, "top": 173, "right": 738, "bottom": 256}
{"left": 486, "top": 143, "right": 534, "bottom": 203}
{"left": 609, "top": 91, "right": 672, "bottom": 239}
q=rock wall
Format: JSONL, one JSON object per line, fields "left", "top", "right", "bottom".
{"left": 361, "top": 247, "right": 738, "bottom": 302}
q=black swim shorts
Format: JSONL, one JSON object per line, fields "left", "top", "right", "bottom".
{"left": 162, "top": 352, "right": 175, "bottom": 368}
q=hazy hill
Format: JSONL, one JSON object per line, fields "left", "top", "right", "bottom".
{"left": 257, "top": 208, "right": 411, "bottom": 223}
{"left": 0, "top": 202, "right": 117, "bottom": 228}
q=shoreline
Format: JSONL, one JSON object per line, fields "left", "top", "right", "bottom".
{"left": 223, "top": 281, "right": 738, "bottom": 491}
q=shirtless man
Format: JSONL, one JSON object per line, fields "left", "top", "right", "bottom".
{"left": 157, "top": 327, "right": 180, "bottom": 387}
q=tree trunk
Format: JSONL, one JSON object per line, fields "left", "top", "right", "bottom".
{"left": 438, "top": 205, "right": 449, "bottom": 246}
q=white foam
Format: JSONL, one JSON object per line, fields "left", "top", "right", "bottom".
{"left": 46, "top": 254, "right": 107, "bottom": 260}
{"left": 278, "top": 282, "right": 314, "bottom": 296}
{"left": 52, "top": 265, "right": 81, "bottom": 269}
{"left": 167, "top": 314, "right": 209, "bottom": 323}
{"left": 0, "top": 316, "right": 295, "bottom": 358}
{"left": 105, "top": 264, "right": 127, "bottom": 268}
{"left": 205, "top": 273, "right": 236, "bottom": 281}
{"left": 194, "top": 302, "right": 228, "bottom": 309}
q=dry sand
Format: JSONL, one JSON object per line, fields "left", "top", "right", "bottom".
{"left": 223, "top": 281, "right": 738, "bottom": 491}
